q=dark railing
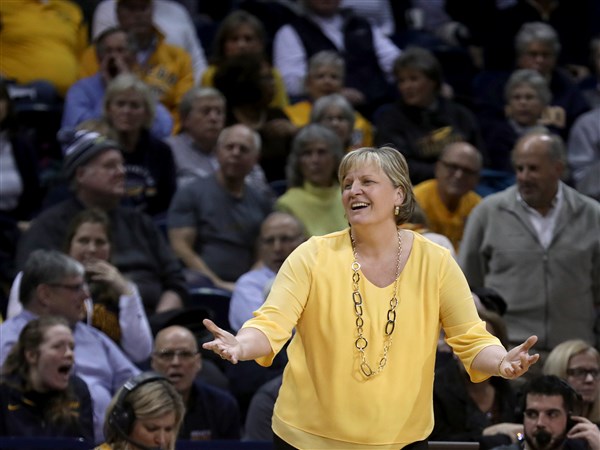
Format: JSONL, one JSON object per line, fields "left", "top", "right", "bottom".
{"left": 0, "top": 438, "right": 479, "bottom": 450}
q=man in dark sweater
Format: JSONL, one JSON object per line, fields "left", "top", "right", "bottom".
{"left": 16, "top": 129, "right": 186, "bottom": 314}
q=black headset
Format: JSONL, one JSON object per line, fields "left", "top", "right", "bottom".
{"left": 107, "top": 372, "right": 169, "bottom": 450}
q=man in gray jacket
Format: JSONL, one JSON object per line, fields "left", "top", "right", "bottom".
{"left": 459, "top": 129, "right": 600, "bottom": 354}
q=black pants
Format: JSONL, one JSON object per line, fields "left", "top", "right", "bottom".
{"left": 274, "top": 434, "right": 429, "bottom": 449}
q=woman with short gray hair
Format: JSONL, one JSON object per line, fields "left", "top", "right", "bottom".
{"left": 275, "top": 124, "right": 347, "bottom": 236}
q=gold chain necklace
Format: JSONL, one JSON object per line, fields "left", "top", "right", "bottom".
{"left": 350, "top": 229, "right": 402, "bottom": 378}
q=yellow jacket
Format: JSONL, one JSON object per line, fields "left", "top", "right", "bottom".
{"left": 0, "top": 0, "right": 88, "bottom": 96}
{"left": 414, "top": 179, "right": 481, "bottom": 251}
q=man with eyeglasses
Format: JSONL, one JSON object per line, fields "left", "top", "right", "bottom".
{"left": 229, "top": 212, "right": 306, "bottom": 332}
{"left": 489, "top": 375, "right": 599, "bottom": 450}
{"left": 151, "top": 325, "right": 241, "bottom": 440}
{"left": 460, "top": 130, "right": 600, "bottom": 357}
{"left": 0, "top": 250, "right": 140, "bottom": 444}
{"left": 413, "top": 141, "right": 482, "bottom": 252}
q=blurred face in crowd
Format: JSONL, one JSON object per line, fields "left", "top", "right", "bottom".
{"left": 224, "top": 23, "right": 263, "bottom": 57}
{"left": 512, "top": 135, "right": 562, "bottom": 213}
{"left": 151, "top": 326, "right": 200, "bottom": 398}
{"left": 306, "top": 64, "right": 343, "bottom": 100}
{"left": 260, "top": 213, "right": 304, "bottom": 273}
{"left": 216, "top": 125, "right": 259, "bottom": 181}
{"left": 299, "top": 139, "right": 337, "bottom": 187}
{"left": 523, "top": 394, "right": 568, "bottom": 450}
{"left": 129, "top": 411, "right": 177, "bottom": 450}
{"left": 305, "top": 0, "right": 340, "bottom": 17}
{"left": 505, "top": 83, "right": 546, "bottom": 127}
{"left": 183, "top": 96, "right": 226, "bottom": 149}
{"left": 117, "top": 0, "right": 153, "bottom": 39}
{"left": 518, "top": 42, "right": 557, "bottom": 78}
{"left": 396, "top": 68, "right": 437, "bottom": 108}
{"left": 27, "top": 324, "right": 75, "bottom": 392}
{"left": 318, "top": 105, "right": 352, "bottom": 146}
{"left": 76, "top": 149, "right": 126, "bottom": 199}
{"left": 69, "top": 222, "right": 111, "bottom": 264}
{"left": 98, "top": 31, "right": 135, "bottom": 70}
{"left": 435, "top": 142, "right": 481, "bottom": 202}
{"left": 566, "top": 351, "right": 600, "bottom": 404}
{"left": 42, "top": 274, "right": 89, "bottom": 326}
{"left": 106, "top": 88, "right": 149, "bottom": 133}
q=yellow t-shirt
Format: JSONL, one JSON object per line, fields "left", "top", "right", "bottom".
{"left": 201, "top": 64, "right": 289, "bottom": 109}
{"left": 0, "top": 0, "right": 88, "bottom": 96}
{"left": 284, "top": 100, "right": 374, "bottom": 150}
{"left": 243, "top": 230, "right": 501, "bottom": 449}
{"left": 414, "top": 179, "right": 481, "bottom": 251}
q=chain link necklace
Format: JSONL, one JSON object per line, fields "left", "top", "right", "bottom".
{"left": 350, "top": 228, "right": 403, "bottom": 378}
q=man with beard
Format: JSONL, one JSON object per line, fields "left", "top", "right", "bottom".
{"left": 490, "top": 375, "right": 599, "bottom": 450}
{"left": 459, "top": 130, "right": 600, "bottom": 356}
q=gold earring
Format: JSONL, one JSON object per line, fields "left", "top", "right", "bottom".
{"left": 394, "top": 205, "right": 400, "bottom": 216}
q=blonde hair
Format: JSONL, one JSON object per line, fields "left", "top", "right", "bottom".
{"left": 543, "top": 339, "right": 600, "bottom": 421}
{"left": 338, "top": 147, "right": 415, "bottom": 225}
{"left": 104, "top": 379, "right": 185, "bottom": 450}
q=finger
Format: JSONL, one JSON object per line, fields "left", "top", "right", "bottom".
{"left": 521, "top": 335, "right": 538, "bottom": 351}
{"left": 203, "top": 318, "right": 222, "bottom": 335}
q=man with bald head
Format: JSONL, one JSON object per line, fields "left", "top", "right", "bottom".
{"left": 460, "top": 130, "right": 600, "bottom": 354}
{"left": 151, "top": 325, "right": 241, "bottom": 440}
{"left": 168, "top": 124, "right": 274, "bottom": 291}
{"left": 413, "top": 142, "right": 483, "bottom": 251}
{"left": 229, "top": 212, "right": 306, "bottom": 332}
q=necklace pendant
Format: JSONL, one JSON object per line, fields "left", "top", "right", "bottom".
{"left": 360, "top": 362, "right": 374, "bottom": 377}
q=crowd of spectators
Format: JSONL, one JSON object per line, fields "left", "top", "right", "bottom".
{"left": 0, "top": 0, "right": 599, "bottom": 447}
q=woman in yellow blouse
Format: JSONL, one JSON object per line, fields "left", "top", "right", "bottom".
{"left": 203, "top": 147, "right": 539, "bottom": 449}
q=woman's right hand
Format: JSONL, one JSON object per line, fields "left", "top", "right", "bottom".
{"left": 202, "top": 319, "right": 243, "bottom": 364}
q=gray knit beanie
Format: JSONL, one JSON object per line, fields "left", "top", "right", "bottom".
{"left": 58, "top": 129, "right": 121, "bottom": 180}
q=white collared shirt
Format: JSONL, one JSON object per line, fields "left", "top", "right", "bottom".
{"left": 517, "top": 183, "right": 564, "bottom": 249}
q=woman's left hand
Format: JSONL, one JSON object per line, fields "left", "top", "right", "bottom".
{"left": 499, "top": 335, "right": 540, "bottom": 379}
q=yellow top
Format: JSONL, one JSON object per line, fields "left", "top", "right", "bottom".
{"left": 414, "top": 179, "right": 481, "bottom": 252}
{"left": 243, "top": 230, "right": 501, "bottom": 449}
{"left": 201, "top": 64, "right": 289, "bottom": 109}
{"left": 0, "top": 0, "right": 88, "bottom": 96}
{"left": 284, "top": 100, "right": 374, "bottom": 150}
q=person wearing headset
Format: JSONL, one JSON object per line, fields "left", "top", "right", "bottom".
{"left": 96, "top": 372, "right": 185, "bottom": 450}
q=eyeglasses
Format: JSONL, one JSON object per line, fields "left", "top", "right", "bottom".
{"left": 48, "top": 282, "right": 89, "bottom": 293}
{"left": 438, "top": 160, "right": 479, "bottom": 177}
{"left": 262, "top": 235, "right": 302, "bottom": 246}
{"left": 153, "top": 350, "right": 199, "bottom": 361}
{"left": 566, "top": 368, "right": 600, "bottom": 380}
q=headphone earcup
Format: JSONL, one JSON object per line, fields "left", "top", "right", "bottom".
{"left": 109, "top": 400, "right": 136, "bottom": 435}
{"left": 107, "top": 372, "right": 167, "bottom": 439}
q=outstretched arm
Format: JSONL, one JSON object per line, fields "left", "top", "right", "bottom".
{"left": 202, "top": 319, "right": 272, "bottom": 364}
{"left": 472, "top": 335, "right": 540, "bottom": 379}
